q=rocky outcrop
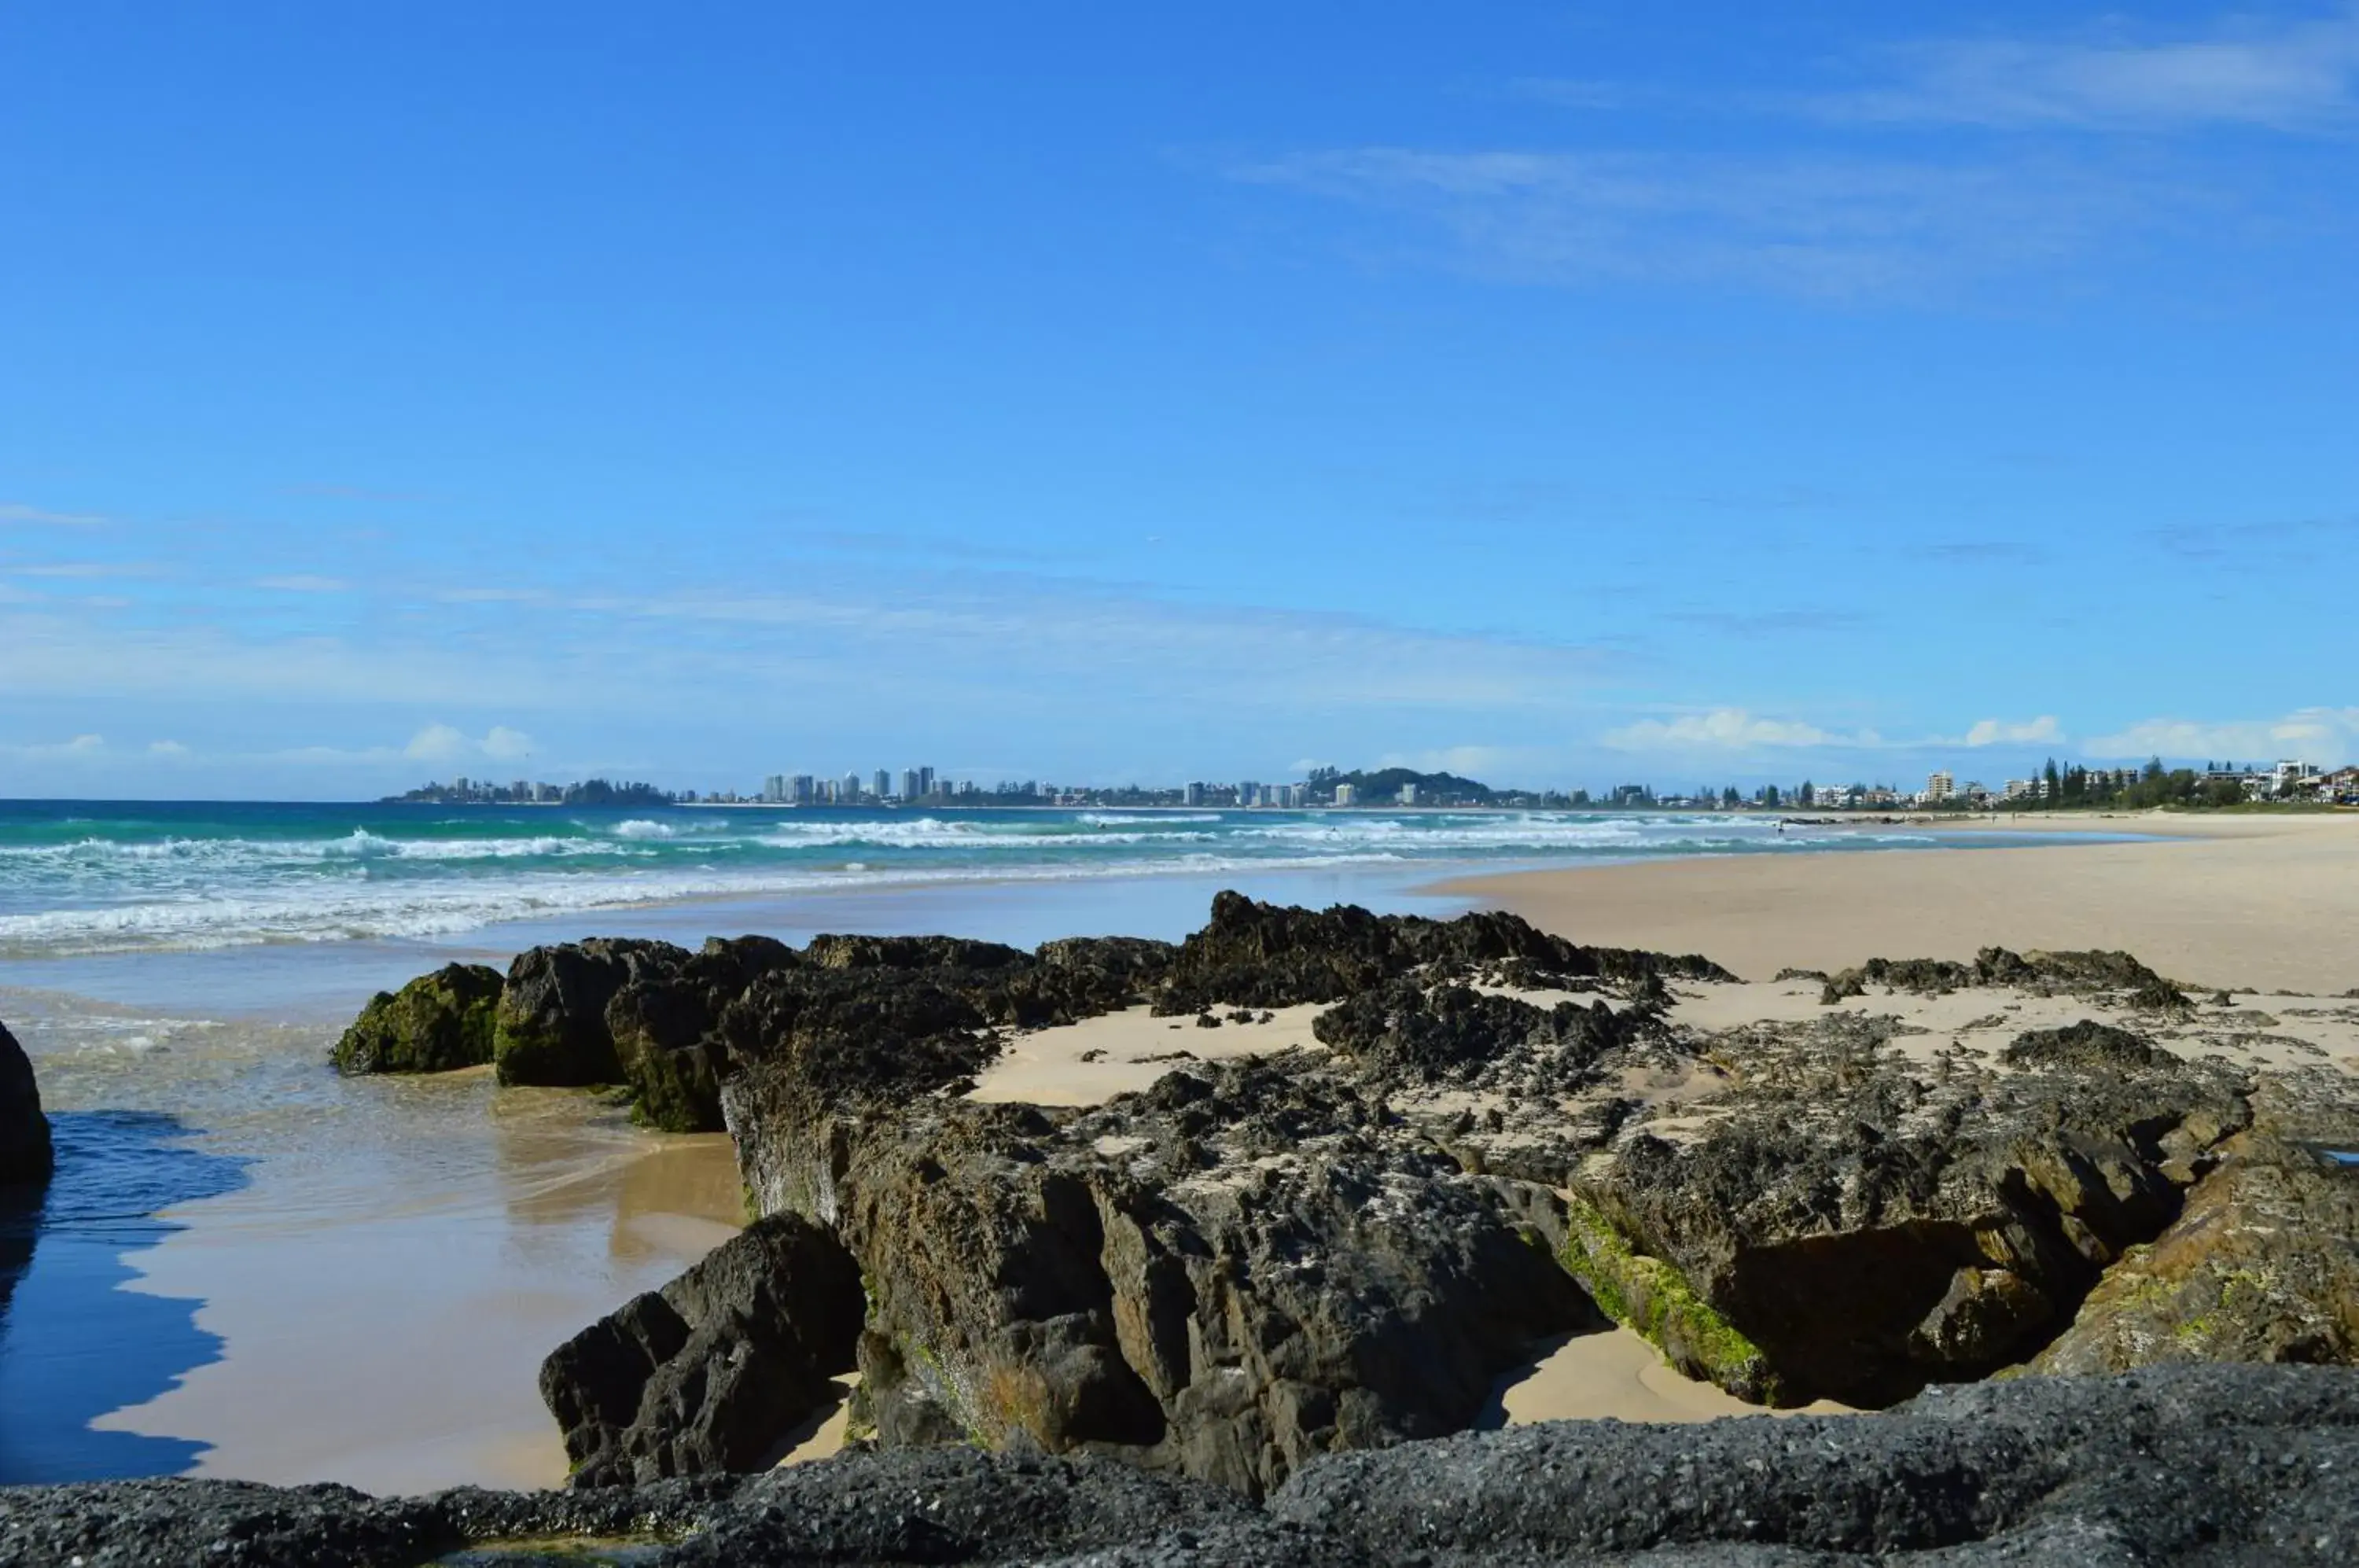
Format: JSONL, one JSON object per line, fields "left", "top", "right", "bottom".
{"left": 10, "top": 1367, "right": 2359, "bottom": 1566}
{"left": 1541, "top": 1017, "right": 2253, "bottom": 1406}
{"left": 2033, "top": 1072, "right": 2359, "bottom": 1375}
{"left": 541, "top": 1212, "right": 866, "bottom": 1485}
{"left": 330, "top": 963, "right": 505, "bottom": 1074}
{"left": 520, "top": 900, "right": 2354, "bottom": 1496}
{"left": 817, "top": 1062, "right": 1593, "bottom": 1498}
{"left": 1821, "top": 945, "right": 2183, "bottom": 1004}
{"left": 1154, "top": 891, "right": 1730, "bottom": 1015}
{"left": 485, "top": 932, "right": 1173, "bottom": 1131}
{"left": 0, "top": 1019, "right": 51, "bottom": 1188}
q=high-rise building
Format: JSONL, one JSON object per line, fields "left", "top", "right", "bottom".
{"left": 1183, "top": 782, "right": 1204, "bottom": 807}
{"left": 874, "top": 769, "right": 892, "bottom": 801}
{"left": 789, "top": 774, "right": 815, "bottom": 804}
{"left": 900, "top": 768, "right": 922, "bottom": 802}
{"left": 764, "top": 774, "right": 786, "bottom": 803}
{"left": 918, "top": 766, "right": 937, "bottom": 799}
{"left": 1398, "top": 782, "right": 1419, "bottom": 805}
{"left": 844, "top": 772, "right": 863, "bottom": 803}
{"left": 1926, "top": 771, "right": 1955, "bottom": 804}
{"left": 1333, "top": 782, "right": 1356, "bottom": 806}
{"left": 1237, "top": 781, "right": 1259, "bottom": 808}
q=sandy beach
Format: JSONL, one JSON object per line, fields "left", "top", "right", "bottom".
{"left": 1439, "top": 812, "right": 2359, "bottom": 996}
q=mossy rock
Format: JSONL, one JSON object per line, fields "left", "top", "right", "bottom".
{"left": 1558, "top": 1190, "right": 1783, "bottom": 1404}
{"left": 332, "top": 963, "right": 505, "bottom": 1074}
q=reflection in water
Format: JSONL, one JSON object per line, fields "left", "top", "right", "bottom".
{"left": 0, "top": 1110, "right": 246, "bottom": 1482}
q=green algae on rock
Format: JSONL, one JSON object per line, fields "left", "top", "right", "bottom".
{"left": 331, "top": 963, "right": 505, "bottom": 1075}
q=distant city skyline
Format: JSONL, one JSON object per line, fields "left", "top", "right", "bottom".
{"left": 3, "top": 4, "right": 2353, "bottom": 799}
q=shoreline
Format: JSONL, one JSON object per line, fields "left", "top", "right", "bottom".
{"left": 1433, "top": 809, "right": 2359, "bottom": 995}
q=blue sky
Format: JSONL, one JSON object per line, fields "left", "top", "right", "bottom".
{"left": 2, "top": 2, "right": 2354, "bottom": 798}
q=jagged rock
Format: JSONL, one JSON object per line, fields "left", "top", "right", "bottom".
{"left": 1824, "top": 947, "right": 2180, "bottom": 1003}
{"left": 1152, "top": 891, "right": 1729, "bottom": 1015}
{"left": 13, "top": 1367, "right": 2359, "bottom": 1566}
{"left": 495, "top": 937, "right": 656, "bottom": 1087}
{"left": 330, "top": 963, "right": 504, "bottom": 1074}
{"left": 0, "top": 1018, "right": 51, "bottom": 1187}
{"left": 2033, "top": 1074, "right": 2359, "bottom": 1374}
{"left": 1555, "top": 1020, "right": 2254, "bottom": 1405}
{"left": 1308, "top": 980, "right": 1651, "bottom": 1096}
{"left": 800, "top": 1060, "right": 1593, "bottom": 1499}
{"left": 542, "top": 1211, "right": 866, "bottom": 1486}
{"left": 1999, "top": 1018, "right": 2175, "bottom": 1071}
{"left": 477, "top": 931, "right": 1172, "bottom": 1131}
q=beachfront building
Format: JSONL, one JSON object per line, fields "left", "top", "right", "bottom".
{"left": 1398, "top": 783, "right": 1419, "bottom": 805}
{"left": 763, "top": 774, "right": 786, "bottom": 803}
{"left": 873, "top": 769, "right": 892, "bottom": 801}
{"left": 1183, "top": 782, "right": 1205, "bottom": 807}
{"left": 1334, "top": 782, "right": 1356, "bottom": 806}
{"left": 900, "top": 768, "right": 921, "bottom": 801}
{"left": 1925, "top": 771, "right": 1955, "bottom": 804}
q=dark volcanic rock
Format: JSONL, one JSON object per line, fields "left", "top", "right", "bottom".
{"left": 331, "top": 963, "right": 505, "bottom": 1074}
{"left": 1999, "top": 1018, "right": 2175, "bottom": 1071}
{"left": 10, "top": 1367, "right": 2359, "bottom": 1566}
{"left": 0, "top": 1018, "right": 51, "bottom": 1187}
{"left": 1825, "top": 946, "right": 2181, "bottom": 1005}
{"left": 1309, "top": 979, "right": 1653, "bottom": 1095}
{"left": 542, "top": 1211, "right": 867, "bottom": 1486}
{"left": 2034, "top": 1073, "right": 2359, "bottom": 1374}
{"left": 804, "top": 1060, "right": 1594, "bottom": 1498}
{"left": 1153, "top": 891, "right": 1730, "bottom": 1015}
{"left": 1555, "top": 1020, "right": 2254, "bottom": 1405}
{"left": 480, "top": 930, "right": 1172, "bottom": 1131}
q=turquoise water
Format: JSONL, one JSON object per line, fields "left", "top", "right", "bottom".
{"left": 0, "top": 801, "right": 1949, "bottom": 961}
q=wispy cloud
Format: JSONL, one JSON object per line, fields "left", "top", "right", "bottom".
{"left": 1805, "top": 10, "right": 2359, "bottom": 134}
{"left": 1963, "top": 716, "right": 2063, "bottom": 747}
{"left": 2146, "top": 513, "right": 2359, "bottom": 566}
{"left": 1662, "top": 609, "right": 1867, "bottom": 639}
{"left": 1603, "top": 708, "right": 1883, "bottom": 753}
{"left": 255, "top": 574, "right": 352, "bottom": 593}
{"left": 1910, "top": 539, "right": 2051, "bottom": 566}
{"left": 13, "top": 561, "right": 160, "bottom": 580}
{"left": 404, "top": 723, "right": 537, "bottom": 764}
{"left": 1231, "top": 145, "right": 2171, "bottom": 302}
{"left": 0, "top": 502, "right": 107, "bottom": 528}
{"left": 2086, "top": 706, "right": 2359, "bottom": 764}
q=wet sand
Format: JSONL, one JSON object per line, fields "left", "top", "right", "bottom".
{"left": 88, "top": 1083, "right": 747, "bottom": 1494}
{"left": 1441, "top": 812, "right": 2359, "bottom": 995}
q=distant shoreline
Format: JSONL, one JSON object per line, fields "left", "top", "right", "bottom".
{"left": 1435, "top": 809, "right": 2359, "bottom": 995}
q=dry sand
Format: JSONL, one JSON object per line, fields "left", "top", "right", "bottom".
{"left": 968, "top": 1003, "right": 1329, "bottom": 1105}
{"left": 1441, "top": 812, "right": 2359, "bottom": 995}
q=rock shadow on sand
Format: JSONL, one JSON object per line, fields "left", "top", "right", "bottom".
{"left": 0, "top": 1110, "right": 247, "bottom": 1482}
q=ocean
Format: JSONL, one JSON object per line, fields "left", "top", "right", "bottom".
{"left": 0, "top": 800, "right": 1999, "bottom": 1491}
{"left": 0, "top": 801, "right": 1947, "bottom": 964}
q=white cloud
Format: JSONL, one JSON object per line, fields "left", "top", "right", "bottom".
{"left": 1603, "top": 709, "right": 1882, "bottom": 753}
{"left": 404, "top": 723, "right": 537, "bottom": 765}
{"left": 148, "top": 739, "right": 190, "bottom": 757}
{"left": 2085, "top": 707, "right": 2359, "bottom": 764}
{"left": 403, "top": 724, "right": 469, "bottom": 762}
{"left": 1963, "top": 716, "right": 2063, "bottom": 747}
{"left": 1815, "top": 13, "right": 2359, "bottom": 133}
{"left": 255, "top": 575, "right": 351, "bottom": 594}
